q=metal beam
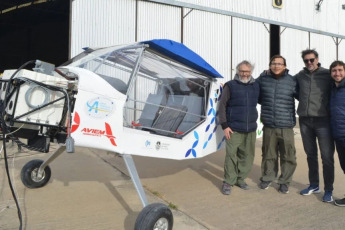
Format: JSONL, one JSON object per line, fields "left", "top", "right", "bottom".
{"left": 142, "top": 0, "right": 345, "bottom": 39}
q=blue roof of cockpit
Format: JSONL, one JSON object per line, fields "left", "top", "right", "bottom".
{"left": 141, "top": 39, "right": 223, "bottom": 78}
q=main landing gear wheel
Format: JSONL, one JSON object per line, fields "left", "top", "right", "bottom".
{"left": 21, "top": 159, "right": 51, "bottom": 188}
{"left": 134, "top": 203, "right": 173, "bottom": 230}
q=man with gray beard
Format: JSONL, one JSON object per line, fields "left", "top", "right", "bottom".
{"left": 218, "top": 60, "right": 260, "bottom": 195}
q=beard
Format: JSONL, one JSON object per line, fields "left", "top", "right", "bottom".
{"left": 240, "top": 77, "right": 250, "bottom": 83}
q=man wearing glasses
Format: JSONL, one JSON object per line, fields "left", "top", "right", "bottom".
{"left": 257, "top": 55, "right": 297, "bottom": 194}
{"left": 296, "top": 49, "right": 335, "bottom": 203}
{"left": 219, "top": 60, "right": 260, "bottom": 195}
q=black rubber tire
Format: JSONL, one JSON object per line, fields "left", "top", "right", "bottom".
{"left": 134, "top": 203, "right": 173, "bottom": 230}
{"left": 21, "top": 159, "right": 51, "bottom": 189}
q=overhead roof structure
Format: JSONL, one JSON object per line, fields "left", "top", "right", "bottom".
{"left": 144, "top": 0, "right": 345, "bottom": 40}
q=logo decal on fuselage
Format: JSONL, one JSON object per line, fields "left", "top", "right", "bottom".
{"left": 80, "top": 122, "right": 117, "bottom": 146}
{"left": 86, "top": 97, "right": 114, "bottom": 118}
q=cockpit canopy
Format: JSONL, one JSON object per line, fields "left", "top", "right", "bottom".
{"left": 63, "top": 40, "right": 222, "bottom": 138}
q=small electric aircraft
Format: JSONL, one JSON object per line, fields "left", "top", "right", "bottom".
{"left": 0, "top": 39, "right": 225, "bottom": 230}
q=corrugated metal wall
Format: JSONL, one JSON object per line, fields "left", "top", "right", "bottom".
{"left": 183, "top": 8, "right": 231, "bottom": 81}
{"left": 340, "top": 41, "right": 345, "bottom": 61}
{"left": 137, "top": 1, "right": 181, "bottom": 41}
{"left": 310, "top": 33, "right": 337, "bottom": 69}
{"left": 280, "top": 28, "right": 309, "bottom": 75}
{"left": 70, "top": 0, "right": 136, "bottom": 57}
{"left": 70, "top": 0, "right": 345, "bottom": 80}
{"left": 232, "top": 18, "right": 269, "bottom": 79}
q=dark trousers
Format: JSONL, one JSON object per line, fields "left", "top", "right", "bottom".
{"left": 335, "top": 139, "right": 345, "bottom": 174}
{"left": 299, "top": 117, "right": 335, "bottom": 192}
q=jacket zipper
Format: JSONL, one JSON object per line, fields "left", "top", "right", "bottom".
{"left": 246, "top": 86, "right": 249, "bottom": 132}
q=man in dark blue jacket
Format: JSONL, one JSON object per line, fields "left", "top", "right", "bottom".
{"left": 218, "top": 60, "right": 260, "bottom": 195}
{"left": 329, "top": 60, "right": 345, "bottom": 206}
{"left": 257, "top": 55, "right": 297, "bottom": 194}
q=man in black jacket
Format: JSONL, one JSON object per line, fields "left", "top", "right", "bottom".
{"left": 218, "top": 60, "right": 260, "bottom": 195}
{"left": 257, "top": 55, "right": 297, "bottom": 194}
{"left": 296, "top": 49, "right": 335, "bottom": 203}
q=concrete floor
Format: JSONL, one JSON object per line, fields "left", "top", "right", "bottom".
{"left": 1, "top": 128, "right": 345, "bottom": 230}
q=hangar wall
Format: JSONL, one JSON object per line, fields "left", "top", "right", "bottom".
{"left": 70, "top": 0, "right": 345, "bottom": 81}
{"left": 70, "top": 0, "right": 136, "bottom": 56}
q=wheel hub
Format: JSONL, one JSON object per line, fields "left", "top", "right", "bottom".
{"left": 31, "top": 168, "right": 46, "bottom": 182}
{"left": 153, "top": 217, "right": 169, "bottom": 230}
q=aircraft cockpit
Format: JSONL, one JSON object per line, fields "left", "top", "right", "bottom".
{"left": 65, "top": 43, "right": 213, "bottom": 138}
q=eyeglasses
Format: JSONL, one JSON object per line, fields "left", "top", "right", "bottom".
{"left": 239, "top": 70, "right": 251, "bottom": 74}
{"left": 303, "top": 58, "right": 315, "bottom": 64}
{"left": 270, "top": 63, "right": 284, "bottom": 66}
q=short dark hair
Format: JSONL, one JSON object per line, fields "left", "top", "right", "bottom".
{"left": 269, "top": 55, "right": 286, "bottom": 66}
{"left": 329, "top": 60, "right": 345, "bottom": 73}
{"left": 301, "top": 49, "right": 319, "bottom": 59}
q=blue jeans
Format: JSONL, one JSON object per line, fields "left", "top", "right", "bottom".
{"left": 335, "top": 139, "right": 345, "bottom": 174}
{"left": 299, "top": 117, "right": 335, "bottom": 192}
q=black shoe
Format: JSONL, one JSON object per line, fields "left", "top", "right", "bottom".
{"left": 335, "top": 198, "right": 345, "bottom": 207}
{"left": 278, "top": 184, "right": 289, "bottom": 194}
{"left": 259, "top": 181, "right": 271, "bottom": 190}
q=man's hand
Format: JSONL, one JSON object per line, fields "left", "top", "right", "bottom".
{"left": 224, "top": 127, "right": 233, "bottom": 140}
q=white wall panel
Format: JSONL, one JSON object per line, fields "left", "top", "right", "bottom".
{"left": 232, "top": 18, "right": 269, "bottom": 80}
{"left": 70, "top": 0, "right": 345, "bottom": 79}
{"left": 280, "top": 28, "right": 309, "bottom": 75}
{"left": 310, "top": 33, "right": 337, "bottom": 69}
{"left": 339, "top": 40, "right": 345, "bottom": 61}
{"left": 183, "top": 9, "right": 231, "bottom": 82}
{"left": 137, "top": 1, "right": 181, "bottom": 41}
{"left": 70, "top": 0, "right": 136, "bottom": 57}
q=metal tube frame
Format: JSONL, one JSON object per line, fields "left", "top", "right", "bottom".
{"left": 122, "top": 154, "right": 148, "bottom": 207}
{"left": 37, "top": 145, "right": 66, "bottom": 178}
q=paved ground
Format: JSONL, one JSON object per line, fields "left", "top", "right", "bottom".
{"left": 1, "top": 128, "right": 345, "bottom": 230}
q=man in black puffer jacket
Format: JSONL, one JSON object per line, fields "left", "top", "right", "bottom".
{"left": 257, "top": 55, "right": 297, "bottom": 194}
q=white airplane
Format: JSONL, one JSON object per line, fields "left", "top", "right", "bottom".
{"left": 0, "top": 39, "right": 226, "bottom": 230}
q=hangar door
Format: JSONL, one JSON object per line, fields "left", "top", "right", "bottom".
{"left": 0, "top": 0, "right": 70, "bottom": 73}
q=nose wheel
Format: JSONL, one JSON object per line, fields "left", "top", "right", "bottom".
{"left": 21, "top": 159, "right": 51, "bottom": 188}
{"left": 134, "top": 203, "right": 173, "bottom": 230}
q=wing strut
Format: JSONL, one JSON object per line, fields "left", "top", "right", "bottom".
{"left": 122, "top": 154, "right": 148, "bottom": 207}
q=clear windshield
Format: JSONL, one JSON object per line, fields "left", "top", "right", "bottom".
{"left": 64, "top": 44, "right": 145, "bottom": 94}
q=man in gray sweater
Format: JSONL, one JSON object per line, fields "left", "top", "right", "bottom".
{"left": 296, "top": 49, "right": 335, "bottom": 203}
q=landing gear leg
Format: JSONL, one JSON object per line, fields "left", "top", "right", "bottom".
{"left": 122, "top": 154, "right": 173, "bottom": 230}
{"left": 122, "top": 154, "right": 148, "bottom": 207}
